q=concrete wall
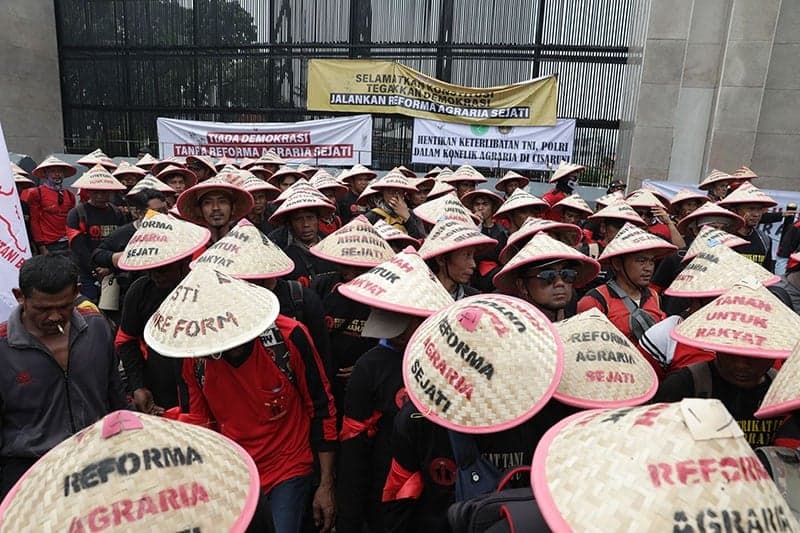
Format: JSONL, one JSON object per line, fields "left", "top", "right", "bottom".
{"left": 0, "top": 1, "right": 64, "bottom": 162}
{"left": 618, "top": 0, "right": 800, "bottom": 191}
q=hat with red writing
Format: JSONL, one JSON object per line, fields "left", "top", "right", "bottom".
{"left": 112, "top": 161, "right": 147, "bottom": 180}
{"left": 191, "top": 219, "right": 294, "bottom": 279}
{"left": 156, "top": 164, "right": 198, "bottom": 189}
{"left": 698, "top": 169, "right": 735, "bottom": 191}
{"left": 402, "top": 293, "right": 563, "bottom": 433}
{"left": 587, "top": 200, "right": 646, "bottom": 226}
{"left": 665, "top": 242, "right": 779, "bottom": 298}
{"left": 339, "top": 164, "right": 377, "bottom": 184}
{"left": 493, "top": 232, "right": 600, "bottom": 293}
{"left": 625, "top": 188, "right": 666, "bottom": 210}
{"left": 498, "top": 217, "right": 583, "bottom": 264}
{"left": 118, "top": 210, "right": 210, "bottom": 271}
{"left": 531, "top": 399, "right": 798, "bottom": 532}
{"left": 145, "top": 265, "right": 280, "bottom": 358}
{"left": 310, "top": 216, "right": 396, "bottom": 268}
{"left": 0, "top": 410, "right": 260, "bottom": 532}
{"left": 418, "top": 217, "right": 498, "bottom": 260}
{"left": 126, "top": 175, "right": 177, "bottom": 196}
{"left": 548, "top": 161, "right": 585, "bottom": 183}
{"left": 669, "top": 188, "right": 707, "bottom": 216}
{"left": 32, "top": 155, "right": 77, "bottom": 179}
{"left": 372, "top": 219, "right": 420, "bottom": 249}
{"left": 176, "top": 173, "right": 254, "bottom": 226}
{"left": 593, "top": 190, "right": 624, "bottom": 210}
{"left": 676, "top": 201, "right": 744, "bottom": 234}
{"left": 77, "top": 148, "right": 117, "bottom": 171}
{"left": 425, "top": 179, "right": 456, "bottom": 201}
{"left": 441, "top": 165, "right": 488, "bottom": 185}
{"left": 135, "top": 153, "right": 160, "bottom": 170}
{"left": 495, "top": 170, "right": 530, "bottom": 192}
{"left": 70, "top": 164, "right": 127, "bottom": 191}
{"left": 494, "top": 188, "right": 549, "bottom": 220}
{"left": 268, "top": 186, "right": 335, "bottom": 226}
{"left": 554, "top": 309, "right": 658, "bottom": 408}
{"left": 414, "top": 193, "right": 480, "bottom": 226}
{"left": 671, "top": 279, "right": 800, "bottom": 358}
{"left": 272, "top": 178, "right": 317, "bottom": 205}
{"left": 717, "top": 181, "right": 778, "bottom": 209}
{"left": 756, "top": 340, "right": 800, "bottom": 418}
{"left": 682, "top": 225, "right": 749, "bottom": 263}
{"left": 550, "top": 194, "right": 594, "bottom": 218}
{"left": 598, "top": 222, "right": 678, "bottom": 262}
{"left": 371, "top": 170, "right": 419, "bottom": 193}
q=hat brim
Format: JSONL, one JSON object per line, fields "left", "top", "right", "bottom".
{"left": 177, "top": 184, "right": 254, "bottom": 226}
{"left": 362, "top": 308, "right": 411, "bottom": 339}
{"left": 337, "top": 283, "right": 435, "bottom": 317}
{"left": 32, "top": 164, "right": 77, "bottom": 179}
{"left": 493, "top": 255, "right": 600, "bottom": 293}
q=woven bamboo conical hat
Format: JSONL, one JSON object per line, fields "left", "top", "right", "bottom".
{"left": 413, "top": 193, "right": 479, "bottom": 226}
{"left": 587, "top": 200, "right": 646, "bottom": 226}
{"left": 495, "top": 170, "right": 529, "bottom": 192}
{"left": 425, "top": 179, "right": 456, "bottom": 200}
{"left": 494, "top": 188, "right": 549, "bottom": 218}
{"left": 268, "top": 186, "right": 335, "bottom": 226}
{"left": 372, "top": 219, "right": 420, "bottom": 248}
{"left": 127, "top": 175, "right": 176, "bottom": 196}
{"left": 70, "top": 164, "right": 127, "bottom": 191}
{"left": 77, "top": 148, "right": 117, "bottom": 170}
{"left": 593, "top": 190, "right": 624, "bottom": 209}
{"left": 499, "top": 217, "right": 583, "bottom": 263}
{"left": 625, "top": 189, "right": 666, "bottom": 209}
{"left": 681, "top": 225, "right": 748, "bottom": 262}
{"left": 756, "top": 339, "right": 800, "bottom": 419}
{"left": 551, "top": 194, "right": 593, "bottom": 217}
{"left": 442, "top": 164, "right": 487, "bottom": 184}
{"left": 418, "top": 217, "right": 498, "bottom": 260}
{"left": 339, "top": 164, "right": 377, "bottom": 183}
{"left": 112, "top": 160, "right": 146, "bottom": 178}
{"left": 598, "top": 222, "right": 677, "bottom": 262}
{"left": 548, "top": 161, "right": 585, "bottom": 183}
{"left": 118, "top": 210, "right": 210, "bottom": 271}
{"left": 310, "top": 215, "right": 396, "bottom": 267}
{"left": 32, "top": 155, "right": 76, "bottom": 179}
{"left": 135, "top": 153, "right": 160, "bottom": 169}
{"left": 718, "top": 181, "right": 777, "bottom": 208}
{"left": 676, "top": 201, "right": 744, "bottom": 234}
{"left": 698, "top": 169, "right": 734, "bottom": 190}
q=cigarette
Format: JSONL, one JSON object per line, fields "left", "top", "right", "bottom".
{"left": 57, "top": 324, "right": 65, "bottom": 335}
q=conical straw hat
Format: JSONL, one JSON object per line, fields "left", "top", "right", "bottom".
{"left": 371, "top": 170, "right": 418, "bottom": 192}
{"left": 77, "top": 148, "right": 117, "bottom": 170}
{"left": 191, "top": 219, "right": 294, "bottom": 279}
{"left": 587, "top": 200, "right": 646, "bottom": 226}
{"left": 672, "top": 279, "right": 800, "bottom": 358}
{"left": 127, "top": 175, "right": 176, "bottom": 196}
{"left": 669, "top": 188, "right": 707, "bottom": 215}
{"left": 698, "top": 169, "right": 734, "bottom": 190}
{"left": 0, "top": 410, "right": 259, "bottom": 532}
{"left": 499, "top": 217, "right": 583, "bottom": 263}
{"left": 135, "top": 153, "right": 160, "bottom": 169}
{"left": 425, "top": 179, "right": 455, "bottom": 200}
{"left": 493, "top": 232, "right": 600, "bottom": 292}
{"left": 413, "top": 193, "right": 479, "bottom": 226}
{"left": 598, "top": 222, "right": 677, "bottom": 262}
{"left": 32, "top": 155, "right": 77, "bottom": 179}
{"left": 418, "top": 217, "right": 498, "bottom": 260}
{"left": 550, "top": 193, "right": 593, "bottom": 217}
{"left": 145, "top": 265, "right": 280, "bottom": 358}
{"left": 593, "top": 190, "right": 624, "bottom": 209}
{"left": 494, "top": 170, "right": 529, "bottom": 192}
{"left": 337, "top": 247, "right": 454, "bottom": 316}
{"left": 10, "top": 162, "right": 28, "bottom": 176}
{"left": 402, "top": 293, "right": 563, "bottom": 433}
{"left": 150, "top": 157, "right": 186, "bottom": 176}
{"left": 176, "top": 175, "right": 254, "bottom": 226}
{"left": 112, "top": 160, "right": 146, "bottom": 178}
{"left": 460, "top": 189, "right": 504, "bottom": 212}
{"left": 70, "top": 164, "right": 127, "bottom": 191}
{"left": 494, "top": 188, "right": 549, "bottom": 218}
{"left": 356, "top": 180, "right": 381, "bottom": 206}
{"left": 297, "top": 163, "right": 319, "bottom": 178}
{"left": 434, "top": 168, "right": 453, "bottom": 182}
{"left": 186, "top": 154, "right": 217, "bottom": 174}
{"left": 268, "top": 187, "right": 336, "bottom": 226}
{"left": 733, "top": 166, "right": 759, "bottom": 180}
{"left": 665, "top": 242, "right": 779, "bottom": 298}
{"left": 243, "top": 151, "right": 286, "bottom": 168}
{"left": 157, "top": 164, "right": 198, "bottom": 188}
{"left": 214, "top": 156, "right": 239, "bottom": 170}
{"left": 272, "top": 177, "right": 318, "bottom": 205}
{"left": 310, "top": 169, "right": 347, "bottom": 194}
{"left": 424, "top": 166, "right": 442, "bottom": 178}
{"left": 442, "top": 164, "right": 487, "bottom": 184}
{"left": 548, "top": 161, "right": 585, "bottom": 183}
{"left": 372, "top": 219, "right": 420, "bottom": 249}
{"left": 13, "top": 174, "right": 34, "bottom": 187}
{"left": 240, "top": 174, "right": 280, "bottom": 201}
{"left": 396, "top": 165, "right": 416, "bottom": 178}
{"left": 553, "top": 308, "right": 658, "bottom": 408}
{"left": 625, "top": 188, "right": 666, "bottom": 209}
{"left": 756, "top": 340, "right": 800, "bottom": 418}
{"left": 118, "top": 211, "right": 210, "bottom": 271}
{"left": 310, "top": 215, "right": 396, "bottom": 267}
{"left": 339, "top": 164, "right": 377, "bottom": 183}
{"left": 682, "top": 225, "right": 749, "bottom": 262}
{"left": 718, "top": 181, "right": 777, "bottom": 208}
{"left": 531, "top": 399, "right": 798, "bottom": 532}
{"left": 267, "top": 165, "right": 306, "bottom": 186}
{"left": 639, "top": 183, "right": 671, "bottom": 206}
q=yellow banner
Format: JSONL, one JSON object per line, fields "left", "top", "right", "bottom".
{"left": 307, "top": 59, "right": 557, "bottom": 126}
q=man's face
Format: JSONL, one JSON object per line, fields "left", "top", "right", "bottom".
{"left": 320, "top": 189, "right": 337, "bottom": 204}
{"left": 351, "top": 175, "right": 371, "bottom": 195}
{"left": 288, "top": 209, "right": 319, "bottom": 244}
{"left": 200, "top": 191, "right": 233, "bottom": 229}
{"left": 514, "top": 260, "right": 576, "bottom": 311}
{"left": 148, "top": 261, "right": 186, "bottom": 289}
{"left": 278, "top": 176, "right": 297, "bottom": 191}
{"left": 165, "top": 174, "right": 187, "bottom": 193}
{"left": 502, "top": 179, "right": 525, "bottom": 195}
{"left": 600, "top": 220, "right": 623, "bottom": 242}
{"left": 455, "top": 181, "right": 475, "bottom": 198}
{"left": 471, "top": 197, "right": 494, "bottom": 223}
{"left": 251, "top": 191, "right": 268, "bottom": 215}
{"left": 710, "top": 182, "right": 729, "bottom": 199}
{"left": 118, "top": 174, "right": 140, "bottom": 189}
{"left": 715, "top": 353, "right": 774, "bottom": 388}
{"left": 438, "top": 248, "right": 477, "bottom": 285}
{"left": 677, "top": 199, "right": 703, "bottom": 219}
{"left": 732, "top": 203, "right": 765, "bottom": 229}
{"left": 17, "top": 285, "right": 77, "bottom": 337}
{"left": 43, "top": 167, "right": 65, "bottom": 183}
{"left": 618, "top": 253, "right": 656, "bottom": 286}
{"left": 138, "top": 197, "right": 168, "bottom": 219}
{"left": 409, "top": 186, "right": 431, "bottom": 208}
{"left": 561, "top": 207, "right": 583, "bottom": 226}
{"left": 87, "top": 190, "right": 112, "bottom": 206}
{"left": 510, "top": 207, "right": 543, "bottom": 230}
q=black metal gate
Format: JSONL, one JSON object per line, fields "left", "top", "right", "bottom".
{"left": 55, "top": 0, "right": 639, "bottom": 186}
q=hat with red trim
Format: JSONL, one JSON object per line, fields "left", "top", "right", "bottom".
{"left": 756, "top": 340, "right": 800, "bottom": 418}
{"left": 676, "top": 201, "right": 744, "bottom": 234}
{"left": 70, "top": 165, "right": 127, "bottom": 191}
{"left": 495, "top": 170, "right": 529, "bottom": 192}
{"left": 310, "top": 169, "right": 348, "bottom": 195}
{"left": 732, "top": 166, "right": 759, "bottom": 180}
{"left": 587, "top": 200, "right": 646, "bottom": 226}
{"left": 593, "top": 190, "right": 624, "bottom": 210}
{"left": 77, "top": 149, "right": 117, "bottom": 171}
{"left": 698, "top": 169, "right": 735, "bottom": 191}
{"left": 625, "top": 189, "right": 666, "bottom": 209}
{"left": 176, "top": 174, "right": 254, "bottom": 226}
{"left": 418, "top": 217, "right": 498, "bottom": 260}
{"left": 186, "top": 155, "right": 217, "bottom": 175}
{"left": 598, "top": 222, "right": 677, "bottom": 262}
{"left": 150, "top": 157, "right": 186, "bottom": 176}
{"left": 339, "top": 164, "right": 377, "bottom": 183}
{"left": 494, "top": 188, "right": 549, "bottom": 219}
{"left": 681, "top": 225, "right": 749, "bottom": 263}
{"left": 118, "top": 210, "right": 210, "bottom": 271}
{"left": 414, "top": 193, "right": 479, "bottom": 226}
{"left": 550, "top": 194, "right": 594, "bottom": 218}
{"left": 268, "top": 186, "right": 335, "bottom": 226}
{"left": 717, "top": 181, "right": 778, "bottom": 209}
{"left": 668, "top": 188, "right": 707, "bottom": 215}
{"left": 156, "top": 164, "right": 198, "bottom": 188}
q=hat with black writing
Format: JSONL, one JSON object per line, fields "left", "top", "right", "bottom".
{"left": 150, "top": 157, "right": 186, "bottom": 176}
{"left": 434, "top": 167, "right": 453, "bottom": 182}
{"left": 550, "top": 194, "right": 594, "bottom": 218}
{"left": 402, "top": 293, "right": 563, "bottom": 433}
{"left": 77, "top": 148, "right": 117, "bottom": 171}
{"left": 70, "top": 164, "right": 127, "bottom": 192}
{"left": 593, "top": 190, "right": 624, "bottom": 210}
{"left": 587, "top": 200, "right": 646, "bottom": 226}
{"left": 493, "top": 232, "right": 601, "bottom": 293}
{"left": 625, "top": 189, "right": 666, "bottom": 210}
{"left": 548, "top": 161, "right": 585, "bottom": 184}
{"left": 156, "top": 164, "right": 198, "bottom": 188}
{"left": 460, "top": 189, "right": 505, "bottom": 213}
{"left": 531, "top": 399, "right": 798, "bottom": 532}
{"left": 732, "top": 166, "right": 759, "bottom": 180}
{"left": 176, "top": 173, "right": 254, "bottom": 226}
{"left": 126, "top": 175, "right": 177, "bottom": 196}
{"left": 112, "top": 161, "right": 147, "bottom": 180}
{"left": 425, "top": 166, "right": 442, "bottom": 179}
{"left": 756, "top": 340, "right": 800, "bottom": 418}
{"left": 665, "top": 242, "right": 779, "bottom": 298}
{"left": 598, "top": 222, "right": 678, "bottom": 262}
{"left": 495, "top": 170, "right": 530, "bottom": 192}
{"left": 677, "top": 201, "right": 745, "bottom": 234}
{"left": 272, "top": 178, "right": 319, "bottom": 205}
{"left": 441, "top": 165, "right": 488, "bottom": 185}
{"left": 717, "top": 181, "right": 778, "bottom": 209}
{"left": 268, "top": 186, "right": 336, "bottom": 226}
{"left": 682, "top": 225, "right": 749, "bottom": 263}
{"left": 370, "top": 169, "right": 419, "bottom": 193}
{"left": 425, "top": 179, "right": 456, "bottom": 201}
{"left": 671, "top": 279, "right": 800, "bottom": 359}
{"left": 185, "top": 155, "right": 218, "bottom": 176}
{"left": 267, "top": 165, "right": 307, "bottom": 187}
{"left": 498, "top": 217, "right": 583, "bottom": 264}
{"left": 372, "top": 219, "right": 420, "bottom": 249}
{"left": 339, "top": 164, "right": 377, "bottom": 184}
{"left": 310, "top": 169, "right": 348, "bottom": 195}
{"left": 145, "top": 265, "right": 280, "bottom": 358}
{"left": 414, "top": 193, "right": 480, "bottom": 226}
{"left": 135, "top": 153, "right": 160, "bottom": 170}
{"left": 698, "top": 169, "right": 735, "bottom": 191}
{"left": 310, "top": 215, "right": 396, "bottom": 268}
{"left": 0, "top": 410, "right": 260, "bottom": 532}
{"left": 554, "top": 309, "right": 658, "bottom": 408}
{"left": 191, "top": 219, "right": 294, "bottom": 279}
{"left": 418, "top": 217, "right": 498, "bottom": 260}
{"left": 494, "top": 188, "right": 549, "bottom": 219}
{"left": 669, "top": 189, "right": 707, "bottom": 216}
{"left": 118, "top": 210, "right": 210, "bottom": 271}
{"left": 240, "top": 174, "right": 281, "bottom": 202}
{"left": 32, "top": 155, "right": 77, "bottom": 179}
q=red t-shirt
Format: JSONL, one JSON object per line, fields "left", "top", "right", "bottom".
{"left": 542, "top": 189, "right": 567, "bottom": 220}
{"left": 20, "top": 186, "right": 76, "bottom": 245}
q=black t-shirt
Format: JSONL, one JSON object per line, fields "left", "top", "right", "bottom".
{"left": 337, "top": 190, "right": 368, "bottom": 224}
{"left": 735, "top": 228, "right": 775, "bottom": 272}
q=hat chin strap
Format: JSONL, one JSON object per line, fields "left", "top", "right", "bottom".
{"left": 619, "top": 259, "right": 647, "bottom": 293}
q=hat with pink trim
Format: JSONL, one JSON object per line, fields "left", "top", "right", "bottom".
{"left": 372, "top": 219, "right": 420, "bottom": 249}
{"left": 157, "top": 164, "right": 198, "bottom": 188}
{"left": 756, "top": 340, "right": 800, "bottom": 418}
{"left": 310, "top": 216, "right": 396, "bottom": 267}
{"left": 176, "top": 174, "right": 254, "bottom": 226}
{"left": 414, "top": 193, "right": 479, "bottom": 226}
{"left": 118, "top": 210, "right": 210, "bottom": 271}
{"left": 70, "top": 164, "right": 127, "bottom": 191}
{"left": 493, "top": 232, "right": 600, "bottom": 292}
{"left": 593, "top": 190, "right": 624, "bottom": 209}
{"left": 531, "top": 400, "right": 797, "bottom": 532}
{"left": 732, "top": 166, "right": 759, "bottom": 180}
{"left": 339, "top": 164, "right": 377, "bottom": 183}
{"left": 310, "top": 169, "right": 348, "bottom": 195}
{"left": 297, "top": 163, "right": 319, "bottom": 179}
{"left": 135, "top": 153, "right": 159, "bottom": 170}
{"left": 272, "top": 178, "right": 320, "bottom": 205}
{"left": 625, "top": 189, "right": 666, "bottom": 209}
{"left": 214, "top": 156, "right": 239, "bottom": 170}
{"left": 598, "top": 222, "right": 677, "bottom": 262}
{"left": 402, "top": 293, "right": 563, "bottom": 433}
{"left": 550, "top": 194, "right": 594, "bottom": 218}
{"left": 494, "top": 188, "right": 549, "bottom": 220}
{"left": 425, "top": 179, "right": 456, "bottom": 201}
{"left": 370, "top": 170, "right": 418, "bottom": 193}
{"left": 676, "top": 201, "right": 744, "bottom": 234}
{"left": 268, "top": 186, "right": 335, "bottom": 226}
{"left": 418, "top": 217, "right": 498, "bottom": 260}
{"left": 717, "top": 181, "right": 778, "bottom": 208}
{"left": 150, "top": 157, "right": 186, "bottom": 176}
{"left": 0, "top": 410, "right": 260, "bottom": 532}
{"left": 127, "top": 175, "right": 176, "bottom": 196}
{"left": 242, "top": 151, "right": 286, "bottom": 169}
{"left": 268, "top": 165, "right": 306, "bottom": 187}
{"left": 77, "top": 148, "right": 117, "bottom": 171}
{"left": 671, "top": 278, "right": 800, "bottom": 358}
{"left": 548, "top": 161, "right": 585, "bottom": 183}
{"left": 337, "top": 247, "right": 453, "bottom": 317}
{"left": 112, "top": 160, "right": 147, "bottom": 179}
{"left": 681, "top": 225, "right": 749, "bottom": 263}
{"left": 669, "top": 188, "right": 707, "bottom": 215}
{"left": 186, "top": 155, "right": 218, "bottom": 175}
{"left": 240, "top": 174, "right": 281, "bottom": 202}
{"left": 190, "top": 218, "right": 294, "bottom": 279}
{"left": 424, "top": 166, "right": 442, "bottom": 179}
{"left": 441, "top": 164, "right": 488, "bottom": 184}
{"left": 698, "top": 169, "right": 735, "bottom": 191}
{"left": 553, "top": 308, "right": 658, "bottom": 408}
{"left": 665, "top": 241, "right": 779, "bottom": 298}
{"left": 499, "top": 217, "right": 583, "bottom": 263}
{"left": 587, "top": 200, "right": 646, "bottom": 226}
{"left": 494, "top": 170, "right": 529, "bottom": 192}
{"left": 396, "top": 165, "right": 416, "bottom": 178}
{"left": 460, "top": 189, "right": 505, "bottom": 212}
{"left": 31, "top": 156, "right": 77, "bottom": 179}
{"left": 356, "top": 180, "right": 381, "bottom": 207}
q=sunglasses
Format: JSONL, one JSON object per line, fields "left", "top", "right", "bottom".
{"left": 524, "top": 268, "right": 578, "bottom": 285}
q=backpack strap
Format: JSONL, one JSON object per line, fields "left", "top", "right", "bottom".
{"left": 606, "top": 280, "right": 639, "bottom": 314}
{"left": 585, "top": 288, "right": 609, "bottom": 315}
{"left": 76, "top": 202, "right": 88, "bottom": 230}
{"left": 286, "top": 280, "right": 305, "bottom": 324}
{"left": 258, "top": 325, "right": 296, "bottom": 385}
{"left": 688, "top": 361, "right": 713, "bottom": 398}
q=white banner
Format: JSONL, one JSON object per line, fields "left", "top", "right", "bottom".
{"left": 0, "top": 123, "right": 32, "bottom": 320}
{"left": 157, "top": 115, "right": 373, "bottom": 165}
{"left": 412, "top": 118, "right": 576, "bottom": 170}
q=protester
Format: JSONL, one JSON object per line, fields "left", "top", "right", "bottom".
{"left": 493, "top": 188, "right": 550, "bottom": 233}
{"left": 337, "top": 164, "right": 377, "bottom": 224}
{"left": 550, "top": 193, "right": 599, "bottom": 257}
{"left": 310, "top": 169, "right": 347, "bottom": 235}
{"left": 494, "top": 170, "right": 529, "bottom": 198}
{"left": 241, "top": 171, "right": 281, "bottom": 235}
{"left": 22, "top": 156, "right": 77, "bottom": 255}
{"left": 438, "top": 164, "right": 487, "bottom": 200}
{"left": 0, "top": 254, "right": 127, "bottom": 496}
{"left": 176, "top": 172, "right": 254, "bottom": 244}
{"left": 425, "top": 178, "right": 456, "bottom": 202}
{"left": 461, "top": 189, "right": 508, "bottom": 291}
{"left": 111, "top": 161, "right": 147, "bottom": 216}
{"left": 413, "top": 191, "right": 478, "bottom": 233}
{"left": 585, "top": 199, "right": 646, "bottom": 245}
{"left": 407, "top": 176, "right": 435, "bottom": 209}
{"left": 718, "top": 181, "right": 778, "bottom": 272}
{"left": 606, "top": 179, "right": 626, "bottom": 194}
{"left": 498, "top": 217, "right": 583, "bottom": 264}
{"left": 362, "top": 170, "right": 425, "bottom": 239}
{"left": 776, "top": 251, "right": 800, "bottom": 313}
{"left": 668, "top": 188, "right": 707, "bottom": 220}
{"left": 270, "top": 166, "right": 306, "bottom": 192}
{"left": 156, "top": 164, "right": 197, "bottom": 195}
{"left": 698, "top": 169, "right": 735, "bottom": 202}
{"left": 542, "top": 161, "right": 585, "bottom": 212}
{"left": 625, "top": 189, "right": 684, "bottom": 247}
{"left": 185, "top": 154, "right": 217, "bottom": 182}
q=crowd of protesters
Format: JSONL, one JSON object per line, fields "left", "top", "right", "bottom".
{"left": 3, "top": 149, "right": 800, "bottom": 532}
